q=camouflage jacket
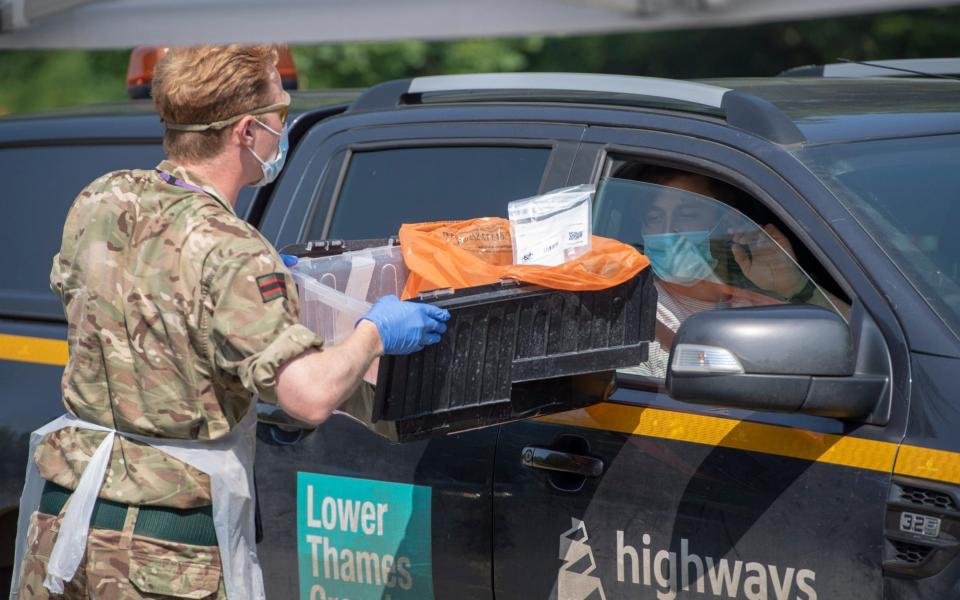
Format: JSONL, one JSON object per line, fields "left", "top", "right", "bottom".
{"left": 36, "top": 160, "right": 323, "bottom": 508}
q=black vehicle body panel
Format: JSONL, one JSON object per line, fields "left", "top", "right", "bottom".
{"left": 253, "top": 111, "right": 587, "bottom": 598}
{"left": 882, "top": 353, "right": 960, "bottom": 599}
{"left": 0, "top": 320, "right": 66, "bottom": 496}
{"left": 256, "top": 102, "right": 914, "bottom": 598}
{"left": 0, "top": 114, "right": 163, "bottom": 146}
{"left": 481, "top": 110, "right": 910, "bottom": 599}
{"left": 2, "top": 77, "right": 959, "bottom": 599}
{"left": 255, "top": 419, "right": 499, "bottom": 600}
{"left": 493, "top": 411, "right": 888, "bottom": 599}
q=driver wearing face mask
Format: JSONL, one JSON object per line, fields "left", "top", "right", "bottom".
{"left": 623, "top": 168, "right": 821, "bottom": 379}
{"left": 641, "top": 191, "right": 723, "bottom": 287}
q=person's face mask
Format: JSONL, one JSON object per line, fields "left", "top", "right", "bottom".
{"left": 642, "top": 230, "right": 718, "bottom": 286}
{"left": 247, "top": 118, "right": 288, "bottom": 187}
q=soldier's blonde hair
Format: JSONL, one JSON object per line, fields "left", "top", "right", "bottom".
{"left": 153, "top": 44, "right": 279, "bottom": 162}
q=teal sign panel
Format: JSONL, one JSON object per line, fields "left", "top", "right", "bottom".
{"left": 296, "top": 472, "right": 433, "bottom": 600}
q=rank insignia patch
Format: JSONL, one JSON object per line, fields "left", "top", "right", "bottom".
{"left": 256, "top": 273, "right": 288, "bottom": 303}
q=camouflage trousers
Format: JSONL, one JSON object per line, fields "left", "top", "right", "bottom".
{"left": 17, "top": 510, "right": 226, "bottom": 599}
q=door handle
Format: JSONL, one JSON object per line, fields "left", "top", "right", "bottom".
{"left": 521, "top": 446, "right": 604, "bottom": 478}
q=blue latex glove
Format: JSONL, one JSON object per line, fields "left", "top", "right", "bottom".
{"left": 360, "top": 295, "right": 450, "bottom": 355}
{"left": 280, "top": 254, "right": 298, "bottom": 268}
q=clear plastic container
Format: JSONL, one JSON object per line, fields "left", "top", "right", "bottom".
{"left": 291, "top": 245, "right": 408, "bottom": 346}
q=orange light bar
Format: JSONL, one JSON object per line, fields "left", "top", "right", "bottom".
{"left": 277, "top": 46, "right": 299, "bottom": 91}
{"left": 126, "top": 45, "right": 298, "bottom": 100}
{"left": 126, "top": 46, "right": 168, "bottom": 100}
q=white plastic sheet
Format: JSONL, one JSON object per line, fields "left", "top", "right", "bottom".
{"left": 10, "top": 406, "right": 264, "bottom": 600}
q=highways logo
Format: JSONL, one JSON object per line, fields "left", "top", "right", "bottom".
{"left": 554, "top": 518, "right": 819, "bottom": 600}
{"left": 556, "top": 518, "right": 607, "bottom": 600}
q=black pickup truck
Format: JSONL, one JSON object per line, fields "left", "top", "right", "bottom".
{"left": 2, "top": 67, "right": 960, "bottom": 600}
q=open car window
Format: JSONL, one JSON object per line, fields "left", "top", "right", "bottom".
{"left": 594, "top": 176, "right": 841, "bottom": 381}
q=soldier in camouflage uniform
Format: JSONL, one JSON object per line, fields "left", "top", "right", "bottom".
{"left": 14, "top": 45, "right": 449, "bottom": 599}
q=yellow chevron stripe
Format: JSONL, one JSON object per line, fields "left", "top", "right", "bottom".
{"left": 4, "top": 335, "right": 960, "bottom": 487}
{"left": 540, "top": 403, "right": 898, "bottom": 472}
{"left": 894, "top": 444, "right": 960, "bottom": 485}
{"left": 543, "top": 404, "right": 960, "bottom": 485}
{"left": 0, "top": 334, "right": 68, "bottom": 366}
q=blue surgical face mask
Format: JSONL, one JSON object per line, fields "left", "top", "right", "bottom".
{"left": 642, "top": 230, "right": 718, "bottom": 286}
{"left": 247, "top": 118, "right": 288, "bottom": 187}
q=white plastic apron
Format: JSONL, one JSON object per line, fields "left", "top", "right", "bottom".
{"left": 9, "top": 405, "right": 264, "bottom": 600}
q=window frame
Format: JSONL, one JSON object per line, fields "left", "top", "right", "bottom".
{"left": 594, "top": 145, "right": 856, "bottom": 304}
{"left": 569, "top": 127, "right": 909, "bottom": 436}
{"left": 256, "top": 115, "right": 587, "bottom": 251}
{"left": 590, "top": 148, "right": 851, "bottom": 392}
{"left": 313, "top": 138, "right": 561, "bottom": 241}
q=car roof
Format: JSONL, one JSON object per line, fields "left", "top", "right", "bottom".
{"left": 778, "top": 57, "right": 960, "bottom": 78}
{"left": 0, "top": 90, "right": 362, "bottom": 145}
{"left": 348, "top": 73, "right": 960, "bottom": 145}
{"left": 704, "top": 77, "right": 960, "bottom": 145}
{"left": 2, "top": 75, "right": 958, "bottom": 147}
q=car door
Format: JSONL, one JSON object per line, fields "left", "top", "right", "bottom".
{"left": 253, "top": 112, "right": 586, "bottom": 600}
{"left": 492, "top": 126, "right": 911, "bottom": 600}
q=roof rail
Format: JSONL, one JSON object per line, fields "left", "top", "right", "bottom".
{"left": 348, "top": 73, "right": 805, "bottom": 145}
{"left": 780, "top": 58, "right": 960, "bottom": 79}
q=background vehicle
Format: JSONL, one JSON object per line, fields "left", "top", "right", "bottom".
{"left": 1, "top": 69, "right": 958, "bottom": 599}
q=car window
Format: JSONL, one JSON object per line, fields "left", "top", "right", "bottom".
{"left": 233, "top": 187, "right": 258, "bottom": 221}
{"left": 323, "top": 146, "right": 550, "bottom": 239}
{"left": 0, "top": 144, "right": 165, "bottom": 320}
{"left": 594, "top": 176, "right": 841, "bottom": 381}
{"left": 799, "top": 134, "right": 960, "bottom": 340}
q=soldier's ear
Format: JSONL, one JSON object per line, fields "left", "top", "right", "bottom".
{"left": 234, "top": 116, "right": 256, "bottom": 147}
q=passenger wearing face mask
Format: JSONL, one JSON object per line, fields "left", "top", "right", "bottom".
{"left": 612, "top": 165, "right": 833, "bottom": 379}
{"left": 12, "top": 45, "right": 448, "bottom": 600}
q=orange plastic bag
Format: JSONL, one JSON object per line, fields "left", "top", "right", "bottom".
{"left": 399, "top": 218, "right": 649, "bottom": 299}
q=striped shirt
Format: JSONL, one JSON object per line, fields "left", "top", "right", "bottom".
{"left": 621, "top": 281, "right": 732, "bottom": 380}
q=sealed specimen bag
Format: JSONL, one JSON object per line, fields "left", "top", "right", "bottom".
{"left": 508, "top": 184, "right": 593, "bottom": 266}
{"left": 399, "top": 217, "right": 648, "bottom": 298}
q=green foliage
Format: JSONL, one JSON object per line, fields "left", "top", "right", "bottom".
{"left": 1, "top": 7, "right": 959, "bottom": 116}
{"left": 290, "top": 37, "right": 545, "bottom": 88}
{"left": 520, "top": 7, "right": 960, "bottom": 79}
{"left": 0, "top": 49, "right": 128, "bottom": 115}
{"left": 292, "top": 42, "right": 430, "bottom": 88}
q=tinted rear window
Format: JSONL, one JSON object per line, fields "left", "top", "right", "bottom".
{"left": 323, "top": 146, "right": 550, "bottom": 239}
{"left": 0, "top": 144, "right": 164, "bottom": 319}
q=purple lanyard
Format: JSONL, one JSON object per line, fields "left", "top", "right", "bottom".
{"left": 156, "top": 169, "right": 209, "bottom": 196}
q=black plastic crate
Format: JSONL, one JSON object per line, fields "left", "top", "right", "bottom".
{"left": 372, "top": 270, "right": 656, "bottom": 441}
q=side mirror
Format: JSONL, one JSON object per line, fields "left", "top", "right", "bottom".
{"left": 665, "top": 303, "right": 891, "bottom": 424}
